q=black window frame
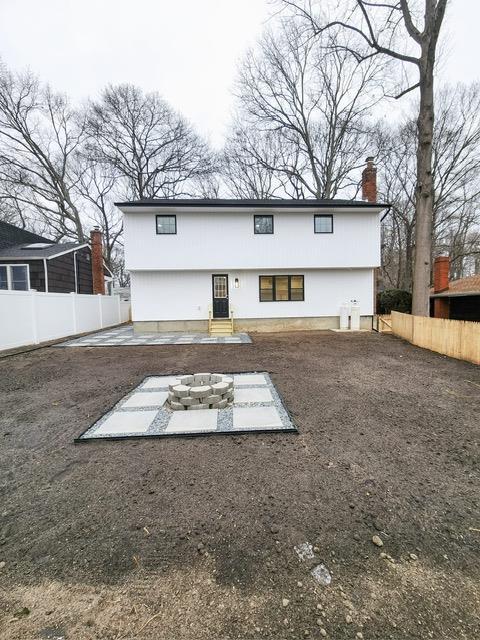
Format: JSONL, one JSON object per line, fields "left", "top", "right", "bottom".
{"left": 259, "top": 275, "right": 304, "bottom": 302}
{"left": 314, "top": 214, "right": 334, "bottom": 234}
{"left": 156, "top": 214, "right": 177, "bottom": 235}
{"left": 254, "top": 214, "right": 274, "bottom": 235}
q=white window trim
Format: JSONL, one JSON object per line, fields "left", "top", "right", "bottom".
{"left": 0, "top": 264, "right": 31, "bottom": 291}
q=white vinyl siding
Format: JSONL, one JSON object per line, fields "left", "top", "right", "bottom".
{"left": 124, "top": 209, "right": 380, "bottom": 271}
{"left": 130, "top": 269, "right": 374, "bottom": 321}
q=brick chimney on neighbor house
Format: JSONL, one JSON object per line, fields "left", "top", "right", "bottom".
{"left": 90, "top": 227, "right": 105, "bottom": 295}
{"left": 362, "top": 156, "right": 377, "bottom": 203}
{"left": 433, "top": 255, "right": 450, "bottom": 319}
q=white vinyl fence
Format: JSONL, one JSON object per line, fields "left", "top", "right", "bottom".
{"left": 0, "top": 290, "right": 130, "bottom": 351}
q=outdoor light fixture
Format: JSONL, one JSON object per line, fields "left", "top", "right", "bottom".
{"left": 234, "top": 278, "right": 239, "bottom": 288}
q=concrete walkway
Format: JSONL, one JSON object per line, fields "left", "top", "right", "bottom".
{"left": 57, "top": 325, "right": 252, "bottom": 347}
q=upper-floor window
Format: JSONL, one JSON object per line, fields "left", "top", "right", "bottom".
{"left": 254, "top": 215, "right": 274, "bottom": 234}
{"left": 156, "top": 215, "right": 177, "bottom": 234}
{"left": 314, "top": 214, "right": 333, "bottom": 234}
{"left": 0, "top": 264, "right": 29, "bottom": 291}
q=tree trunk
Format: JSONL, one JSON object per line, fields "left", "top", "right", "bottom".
{"left": 411, "top": 52, "right": 435, "bottom": 316}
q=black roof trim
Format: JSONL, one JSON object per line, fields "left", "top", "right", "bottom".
{"left": 115, "top": 198, "right": 389, "bottom": 209}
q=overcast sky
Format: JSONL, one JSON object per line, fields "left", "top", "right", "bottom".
{"left": 0, "top": 0, "right": 478, "bottom": 147}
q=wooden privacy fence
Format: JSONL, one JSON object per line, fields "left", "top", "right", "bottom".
{"left": 391, "top": 311, "right": 480, "bottom": 365}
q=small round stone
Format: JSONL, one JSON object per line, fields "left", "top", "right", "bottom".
{"left": 372, "top": 535, "right": 383, "bottom": 547}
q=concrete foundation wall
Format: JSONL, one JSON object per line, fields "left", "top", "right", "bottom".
{"left": 134, "top": 315, "right": 373, "bottom": 334}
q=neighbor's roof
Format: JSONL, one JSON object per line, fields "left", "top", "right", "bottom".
{"left": 430, "top": 274, "right": 480, "bottom": 298}
{"left": 0, "top": 219, "right": 52, "bottom": 250}
{"left": 115, "top": 197, "right": 389, "bottom": 209}
{"left": 0, "top": 242, "right": 88, "bottom": 260}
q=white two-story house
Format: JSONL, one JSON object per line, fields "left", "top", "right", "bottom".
{"left": 117, "top": 159, "right": 385, "bottom": 334}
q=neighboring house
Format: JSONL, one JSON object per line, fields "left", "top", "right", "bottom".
{"left": 0, "top": 221, "right": 112, "bottom": 294}
{"left": 430, "top": 255, "right": 480, "bottom": 321}
{"left": 117, "top": 159, "right": 385, "bottom": 333}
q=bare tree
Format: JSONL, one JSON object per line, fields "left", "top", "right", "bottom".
{"left": 222, "top": 125, "right": 285, "bottom": 198}
{"left": 234, "top": 21, "right": 383, "bottom": 199}
{"left": 284, "top": 0, "right": 449, "bottom": 314}
{"left": 0, "top": 62, "right": 86, "bottom": 241}
{"left": 74, "top": 157, "right": 123, "bottom": 270}
{"left": 86, "top": 84, "right": 214, "bottom": 200}
{"left": 379, "top": 83, "right": 480, "bottom": 289}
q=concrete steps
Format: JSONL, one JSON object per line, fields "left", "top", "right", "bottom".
{"left": 209, "top": 318, "right": 234, "bottom": 336}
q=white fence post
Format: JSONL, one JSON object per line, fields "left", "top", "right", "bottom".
{"left": 116, "top": 294, "right": 121, "bottom": 324}
{"left": 30, "top": 290, "right": 39, "bottom": 344}
{"left": 71, "top": 292, "right": 77, "bottom": 334}
{"left": 98, "top": 294, "right": 103, "bottom": 328}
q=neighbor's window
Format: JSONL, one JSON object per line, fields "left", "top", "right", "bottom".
{"left": 314, "top": 214, "right": 333, "bottom": 233}
{"left": 0, "top": 266, "right": 7, "bottom": 290}
{"left": 0, "top": 264, "right": 29, "bottom": 290}
{"left": 259, "top": 275, "right": 304, "bottom": 302}
{"left": 156, "top": 215, "right": 177, "bottom": 234}
{"left": 254, "top": 215, "right": 274, "bottom": 234}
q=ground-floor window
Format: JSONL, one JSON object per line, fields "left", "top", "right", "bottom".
{"left": 0, "top": 264, "right": 30, "bottom": 290}
{"left": 259, "top": 275, "right": 304, "bottom": 301}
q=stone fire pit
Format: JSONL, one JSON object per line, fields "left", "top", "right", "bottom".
{"left": 167, "top": 373, "right": 234, "bottom": 411}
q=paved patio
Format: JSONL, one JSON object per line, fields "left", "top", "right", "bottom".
{"left": 76, "top": 372, "right": 296, "bottom": 440}
{"left": 57, "top": 325, "right": 252, "bottom": 347}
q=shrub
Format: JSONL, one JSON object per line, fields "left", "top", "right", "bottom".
{"left": 377, "top": 289, "right": 412, "bottom": 314}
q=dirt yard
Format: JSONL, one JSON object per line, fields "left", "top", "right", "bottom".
{"left": 0, "top": 331, "right": 479, "bottom": 639}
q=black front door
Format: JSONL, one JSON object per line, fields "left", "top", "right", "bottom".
{"left": 212, "top": 274, "right": 229, "bottom": 318}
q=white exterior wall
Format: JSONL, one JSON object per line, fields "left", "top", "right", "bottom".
{"left": 130, "top": 269, "right": 374, "bottom": 321}
{"left": 123, "top": 209, "right": 381, "bottom": 271}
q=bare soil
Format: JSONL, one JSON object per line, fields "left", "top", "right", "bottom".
{"left": 0, "top": 331, "right": 479, "bottom": 639}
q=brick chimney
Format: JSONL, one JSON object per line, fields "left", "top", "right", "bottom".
{"left": 433, "top": 255, "right": 450, "bottom": 319}
{"left": 433, "top": 255, "right": 450, "bottom": 293}
{"left": 90, "top": 227, "right": 105, "bottom": 295}
{"left": 362, "top": 156, "right": 377, "bottom": 203}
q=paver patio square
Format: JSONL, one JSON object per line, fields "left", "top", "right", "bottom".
{"left": 234, "top": 374, "right": 268, "bottom": 386}
{"left": 142, "top": 376, "right": 180, "bottom": 389}
{"left": 232, "top": 406, "right": 283, "bottom": 430}
{"left": 121, "top": 391, "right": 168, "bottom": 408}
{"left": 165, "top": 409, "right": 218, "bottom": 432}
{"left": 95, "top": 410, "right": 157, "bottom": 435}
{"left": 234, "top": 387, "right": 274, "bottom": 404}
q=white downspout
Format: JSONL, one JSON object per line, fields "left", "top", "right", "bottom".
{"left": 43, "top": 258, "right": 49, "bottom": 293}
{"left": 73, "top": 251, "right": 78, "bottom": 293}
